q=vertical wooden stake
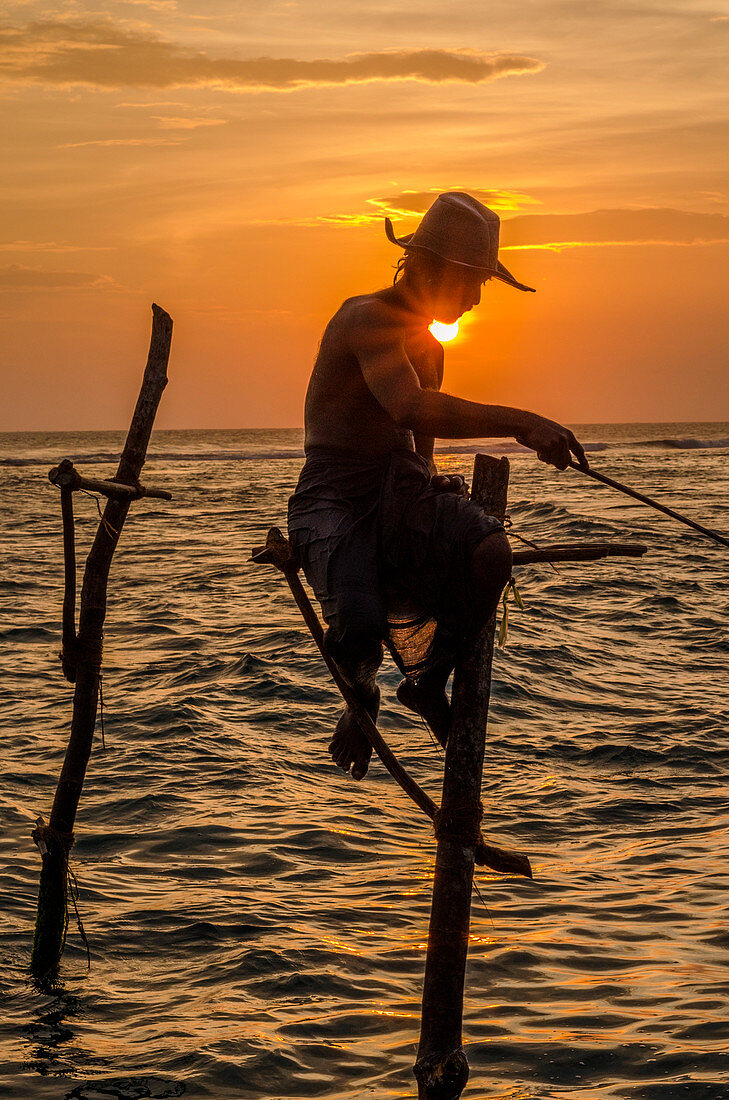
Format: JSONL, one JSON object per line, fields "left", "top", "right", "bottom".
{"left": 414, "top": 454, "right": 510, "bottom": 1100}
{"left": 31, "top": 304, "right": 173, "bottom": 982}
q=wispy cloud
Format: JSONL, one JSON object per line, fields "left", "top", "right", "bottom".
{"left": 275, "top": 205, "right": 729, "bottom": 245}
{"left": 0, "top": 264, "right": 114, "bottom": 288}
{"left": 118, "top": 0, "right": 178, "bottom": 10}
{"left": 501, "top": 208, "right": 729, "bottom": 249}
{"left": 152, "top": 115, "right": 228, "bottom": 129}
{"left": 369, "top": 188, "right": 541, "bottom": 217}
{"left": 58, "top": 137, "right": 185, "bottom": 148}
{"left": 114, "top": 100, "right": 190, "bottom": 109}
{"left": 0, "top": 241, "right": 110, "bottom": 253}
{"left": 254, "top": 190, "right": 542, "bottom": 229}
{"left": 0, "top": 20, "right": 544, "bottom": 91}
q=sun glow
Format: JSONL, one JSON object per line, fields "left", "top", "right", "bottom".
{"left": 429, "top": 320, "right": 459, "bottom": 342}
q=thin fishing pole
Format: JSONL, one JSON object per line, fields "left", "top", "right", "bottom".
{"left": 568, "top": 460, "right": 729, "bottom": 550}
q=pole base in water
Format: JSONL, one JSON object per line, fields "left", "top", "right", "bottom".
{"left": 414, "top": 1048, "right": 469, "bottom": 1100}
{"left": 31, "top": 831, "right": 69, "bottom": 981}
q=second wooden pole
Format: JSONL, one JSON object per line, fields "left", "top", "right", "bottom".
{"left": 414, "top": 454, "right": 510, "bottom": 1099}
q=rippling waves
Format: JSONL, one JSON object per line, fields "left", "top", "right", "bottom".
{"left": 1, "top": 425, "right": 728, "bottom": 1100}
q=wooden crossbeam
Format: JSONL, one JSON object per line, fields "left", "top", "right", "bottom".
{"left": 49, "top": 457, "right": 172, "bottom": 501}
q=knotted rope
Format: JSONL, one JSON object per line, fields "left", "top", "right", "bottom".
{"left": 59, "top": 634, "right": 104, "bottom": 678}
{"left": 32, "top": 817, "right": 74, "bottom": 859}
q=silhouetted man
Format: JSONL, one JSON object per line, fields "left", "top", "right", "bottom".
{"left": 289, "top": 192, "right": 587, "bottom": 779}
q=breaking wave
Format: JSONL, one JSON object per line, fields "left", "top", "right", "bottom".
{"left": 633, "top": 436, "right": 729, "bottom": 450}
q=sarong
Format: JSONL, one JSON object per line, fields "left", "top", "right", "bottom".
{"left": 287, "top": 447, "right": 503, "bottom": 679}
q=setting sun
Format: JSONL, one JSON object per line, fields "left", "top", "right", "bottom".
{"left": 429, "top": 320, "right": 459, "bottom": 343}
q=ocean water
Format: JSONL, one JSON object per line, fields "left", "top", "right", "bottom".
{"left": 1, "top": 423, "right": 728, "bottom": 1100}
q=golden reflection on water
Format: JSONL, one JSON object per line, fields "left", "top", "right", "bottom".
{"left": 6, "top": 427, "right": 729, "bottom": 1098}
{"left": 373, "top": 1008, "right": 418, "bottom": 1020}
{"left": 319, "top": 934, "right": 365, "bottom": 956}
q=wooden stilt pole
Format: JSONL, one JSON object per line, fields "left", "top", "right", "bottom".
{"left": 31, "top": 304, "right": 173, "bottom": 982}
{"left": 414, "top": 454, "right": 510, "bottom": 1100}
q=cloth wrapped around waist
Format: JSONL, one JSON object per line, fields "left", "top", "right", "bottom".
{"left": 287, "top": 446, "right": 503, "bottom": 679}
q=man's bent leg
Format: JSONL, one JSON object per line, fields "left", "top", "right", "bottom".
{"left": 325, "top": 617, "right": 385, "bottom": 781}
{"left": 469, "top": 529, "right": 513, "bottom": 627}
{"left": 396, "top": 530, "right": 512, "bottom": 745}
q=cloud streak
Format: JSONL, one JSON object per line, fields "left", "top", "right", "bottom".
{"left": 501, "top": 208, "right": 729, "bottom": 249}
{"left": 0, "top": 264, "right": 113, "bottom": 289}
{"left": 369, "top": 189, "right": 541, "bottom": 216}
{"left": 58, "top": 137, "right": 185, "bottom": 148}
{"left": 0, "top": 20, "right": 544, "bottom": 91}
{"left": 152, "top": 116, "right": 228, "bottom": 129}
{"left": 302, "top": 205, "right": 729, "bottom": 246}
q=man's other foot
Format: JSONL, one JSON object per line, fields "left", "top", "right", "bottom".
{"left": 328, "top": 688, "right": 380, "bottom": 781}
{"left": 397, "top": 677, "right": 451, "bottom": 748}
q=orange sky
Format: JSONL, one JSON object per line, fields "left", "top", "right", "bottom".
{"left": 2, "top": 1, "right": 728, "bottom": 429}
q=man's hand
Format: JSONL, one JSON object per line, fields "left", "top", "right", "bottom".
{"left": 516, "top": 415, "right": 589, "bottom": 471}
{"left": 430, "top": 473, "right": 469, "bottom": 496}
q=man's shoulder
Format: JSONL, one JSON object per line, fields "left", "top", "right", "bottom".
{"left": 330, "top": 292, "right": 410, "bottom": 352}
{"left": 334, "top": 291, "right": 402, "bottom": 326}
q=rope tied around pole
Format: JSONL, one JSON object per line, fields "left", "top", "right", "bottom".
{"left": 59, "top": 634, "right": 104, "bottom": 679}
{"left": 32, "top": 816, "right": 75, "bottom": 859}
{"left": 433, "top": 799, "right": 484, "bottom": 849}
{"left": 433, "top": 801, "right": 505, "bottom": 871}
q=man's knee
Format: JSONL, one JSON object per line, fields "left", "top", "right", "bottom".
{"left": 471, "top": 530, "right": 513, "bottom": 596}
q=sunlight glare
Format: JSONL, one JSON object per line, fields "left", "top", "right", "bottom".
{"left": 429, "top": 320, "right": 459, "bottom": 343}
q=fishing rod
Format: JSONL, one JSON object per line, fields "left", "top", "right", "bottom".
{"left": 568, "top": 460, "right": 729, "bottom": 550}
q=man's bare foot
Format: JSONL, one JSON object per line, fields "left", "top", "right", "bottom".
{"left": 397, "top": 676, "right": 451, "bottom": 748}
{"left": 328, "top": 687, "right": 379, "bottom": 780}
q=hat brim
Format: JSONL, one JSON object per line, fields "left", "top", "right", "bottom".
{"left": 384, "top": 216, "right": 535, "bottom": 293}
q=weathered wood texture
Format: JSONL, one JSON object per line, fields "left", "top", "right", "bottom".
{"left": 49, "top": 458, "right": 172, "bottom": 501}
{"left": 31, "top": 304, "right": 172, "bottom": 981}
{"left": 512, "top": 540, "right": 647, "bottom": 565}
{"left": 414, "top": 454, "right": 509, "bottom": 1100}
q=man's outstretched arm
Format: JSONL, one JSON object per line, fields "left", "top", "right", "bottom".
{"left": 351, "top": 305, "right": 588, "bottom": 471}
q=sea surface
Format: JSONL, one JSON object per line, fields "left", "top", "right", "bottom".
{"left": 1, "top": 424, "right": 728, "bottom": 1100}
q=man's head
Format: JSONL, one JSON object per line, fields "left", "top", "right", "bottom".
{"left": 394, "top": 248, "right": 489, "bottom": 324}
{"left": 386, "top": 191, "right": 534, "bottom": 321}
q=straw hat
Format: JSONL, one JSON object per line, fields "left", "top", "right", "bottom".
{"left": 385, "top": 191, "right": 535, "bottom": 293}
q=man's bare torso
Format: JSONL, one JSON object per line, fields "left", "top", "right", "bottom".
{"left": 304, "top": 288, "right": 444, "bottom": 462}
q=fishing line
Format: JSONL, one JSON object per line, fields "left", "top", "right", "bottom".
{"left": 472, "top": 878, "right": 496, "bottom": 928}
{"left": 97, "top": 673, "right": 106, "bottom": 751}
{"left": 504, "top": 513, "right": 561, "bottom": 575}
{"left": 568, "top": 460, "right": 729, "bottom": 550}
{"left": 66, "top": 864, "right": 91, "bottom": 970}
